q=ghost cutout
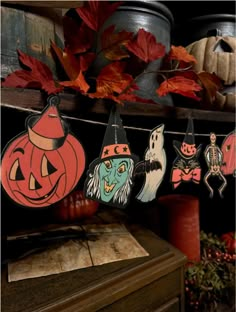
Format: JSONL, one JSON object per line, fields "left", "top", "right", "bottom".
{"left": 135, "top": 124, "right": 166, "bottom": 202}
{"left": 84, "top": 106, "right": 138, "bottom": 209}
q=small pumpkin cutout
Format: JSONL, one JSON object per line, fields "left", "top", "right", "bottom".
{"left": 186, "top": 36, "right": 236, "bottom": 111}
{"left": 1, "top": 96, "right": 86, "bottom": 208}
{"left": 221, "top": 131, "right": 236, "bottom": 176}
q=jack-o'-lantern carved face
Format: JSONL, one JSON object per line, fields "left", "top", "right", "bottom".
{"left": 1, "top": 133, "right": 85, "bottom": 207}
{"left": 1, "top": 97, "right": 86, "bottom": 208}
{"left": 186, "top": 36, "right": 236, "bottom": 111}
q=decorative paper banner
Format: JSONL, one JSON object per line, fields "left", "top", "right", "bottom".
{"left": 1, "top": 95, "right": 86, "bottom": 208}
{"left": 135, "top": 124, "right": 166, "bottom": 202}
{"left": 204, "top": 132, "right": 227, "bottom": 198}
{"left": 84, "top": 106, "right": 138, "bottom": 209}
{"left": 221, "top": 130, "right": 236, "bottom": 177}
{"left": 171, "top": 118, "right": 202, "bottom": 189}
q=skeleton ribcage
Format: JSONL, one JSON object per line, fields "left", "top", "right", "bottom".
{"left": 208, "top": 146, "right": 221, "bottom": 165}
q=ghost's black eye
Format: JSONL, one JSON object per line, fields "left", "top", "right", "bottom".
{"left": 9, "top": 159, "right": 25, "bottom": 181}
{"left": 41, "top": 155, "right": 57, "bottom": 177}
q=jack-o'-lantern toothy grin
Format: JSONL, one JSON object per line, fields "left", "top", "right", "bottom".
{"left": 104, "top": 180, "right": 116, "bottom": 193}
{"left": 15, "top": 175, "right": 64, "bottom": 204}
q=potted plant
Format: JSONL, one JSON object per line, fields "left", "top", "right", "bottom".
{"left": 185, "top": 231, "right": 236, "bottom": 312}
{"left": 2, "top": 1, "right": 222, "bottom": 108}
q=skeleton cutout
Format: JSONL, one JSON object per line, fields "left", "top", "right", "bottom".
{"left": 204, "top": 132, "right": 227, "bottom": 198}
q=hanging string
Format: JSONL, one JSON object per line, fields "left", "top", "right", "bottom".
{"left": 1, "top": 102, "right": 231, "bottom": 137}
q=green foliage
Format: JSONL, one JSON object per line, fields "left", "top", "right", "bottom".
{"left": 185, "top": 231, "right": 235, "bottom": 311}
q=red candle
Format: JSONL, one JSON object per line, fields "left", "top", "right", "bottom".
{"left": 158, "top": 194, "right": 200, "bottom": 262}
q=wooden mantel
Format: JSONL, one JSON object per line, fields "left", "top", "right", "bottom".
{"left": 1, "top": 88, "right": 235, "bottom": 123}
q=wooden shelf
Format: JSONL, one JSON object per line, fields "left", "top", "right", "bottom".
{"left": 1, "top": 1, "right": 84, "bottom": 8}
{"left": 1, "top": 88, "right": 235, "bottom": 123}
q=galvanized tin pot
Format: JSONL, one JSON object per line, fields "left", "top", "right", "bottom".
{"left": 94, "top": 1, "right": 174, "bottom": 106}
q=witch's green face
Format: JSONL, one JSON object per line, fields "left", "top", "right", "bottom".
{"left": 99, "top": 158, "right": 131, "bottom": 202}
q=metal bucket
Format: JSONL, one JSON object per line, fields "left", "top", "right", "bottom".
{"left": 94, "top": 1, "right": 174, "bottom": 106}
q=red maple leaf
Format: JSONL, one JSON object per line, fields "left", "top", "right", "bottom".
{"left": 63, "top": 17, "right": 94, "bottom": 54}
{"left": 101, "top": 25, "right": 133, "bottom": 60}
{"left": 197, "top": 72, "right": 223, "bottom": 103}
{"left": 168, "top": 45, "right": 197, "bottom": 63}
{"left": 59, "top": 71, "right": 90, "bottom": 93}
{"left": 51, "top": 42, "right": 81, "bottom": 80}
{"left": 157, "top": 76, "right": 202, "bottom": 100}
{"left": 125, "top": 28, "right": 165, "bottom": 63}
{"left": 76, "top": 1, "right": 122, "bottom": 31}
{"left": 2, "top": 50, "right": 62, "bottom": 95}
{"left": 95, "top": 62, "right": 134, "bottom": 95}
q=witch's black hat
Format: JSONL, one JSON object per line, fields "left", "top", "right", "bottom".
{"left": 173, "top": 118, "right": 201, "bottom": 159}
{"left": 99, "top": 106, "right": 137, "bottom": 161}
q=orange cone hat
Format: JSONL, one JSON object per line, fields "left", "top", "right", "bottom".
{"left": 27, "top": 95, "right": 68, "bottom": 150}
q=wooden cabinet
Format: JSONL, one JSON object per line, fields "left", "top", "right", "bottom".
{"left": 1, "top": 208, "right": 187, "bottom": 312}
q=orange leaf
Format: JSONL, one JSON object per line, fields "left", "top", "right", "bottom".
{"left": 76, "top": 1, "right": 122, "bottom": 31}
{"left": 96, "top": 62, "right": 134, "bottom": 96}
{"left": 168, "top": 45, "right": 197, "bottom": 63}
{"left": 101, "top": 25, "right": 133, "bottom": 60}
{"left": 63, "top": 17, "right": 94, "bottom": 54}
{"left": 51, "top": 42, "right": 81, "bottom": 80}
{"left": 125, "top": 28, "right": 165, "bottom": 63}
{"left": 2, "top": 50, "right": 62, "bottom": 95}
{"left": 157, "top": 76, "right": 202, "bottom": 100}
{"left": 59, "top": 71, "right": 90, "bottom": 93}
{"left": 197, "top": 72, "right": 223, "bottom": 103}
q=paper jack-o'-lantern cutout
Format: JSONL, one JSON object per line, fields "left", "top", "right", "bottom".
{"left": 221, "top": 130, "right": 236, "bottom": 177}
{"left": 1, "top": 96, "right": 86, "bottom": 208}
{"left": 171, "top": 118, "right": 202, "bottom": 189}
{"left": 84, "top": 106, "right": 138, "bottom": 209}
{"left": 204, "top": 132, "right": 227, "bottom": 198}
{"left": 186, "top": 36, "right": 236, "bottom": 111}
{"left": 135, "top": 124, "right": 166, "bottom": 202}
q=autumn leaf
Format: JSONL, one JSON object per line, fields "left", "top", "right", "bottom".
{"left": 2, "top": 50, "right": 62, "bottom": 95}
{"left": 87, "top": 62, "right": 135, "bottom": 101}
{"left": 157, "top": 76, "right": 202, "bottom": 100}
{"left": 168, "top": 45, "right": 197, "bottom": 63}
{"left": 96, "top": 61, "right": 134, "bottom": 95}
{"left": 125, "top": 28, "right": 165, "bottom": 63}
{"left": 63, "top": 17, "right": 94, "bottom": 54}
{"left": 51, "top": 42, "right": 81, "bottom": 80}
{"left": 76, "top": 1, "right": 122, "bottom": 31}
{"left": 60, "top": 71, "right": 90, "bottom": 93}
{"left": 101, "top": 25, "right": 133, "bottom": 60}
{"left": 197, "top": 72, "right": 223, "bottom": 104}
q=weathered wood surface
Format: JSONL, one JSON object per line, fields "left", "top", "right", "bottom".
{"left": 1, "top": 88, "right": 235, "bottom": 122}
{"left": 1, "top": 207, "right": 187, "bottom": 312}
{"left": 1, "top": 5, "right": 63, "bottom": 79}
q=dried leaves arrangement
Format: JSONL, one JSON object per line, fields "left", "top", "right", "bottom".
{"left": 2, "top": 1, "right": 223, "bottom": 106}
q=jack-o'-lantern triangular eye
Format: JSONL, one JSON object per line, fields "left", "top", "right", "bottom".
{"left": 9, "top": 159, "right": 25, "bottom": 181}
{"left": 41, "top": 155, "right": 57, "bottom": 177}
{"left": 214, "top": 40, "right": 233, "bottom": 53}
